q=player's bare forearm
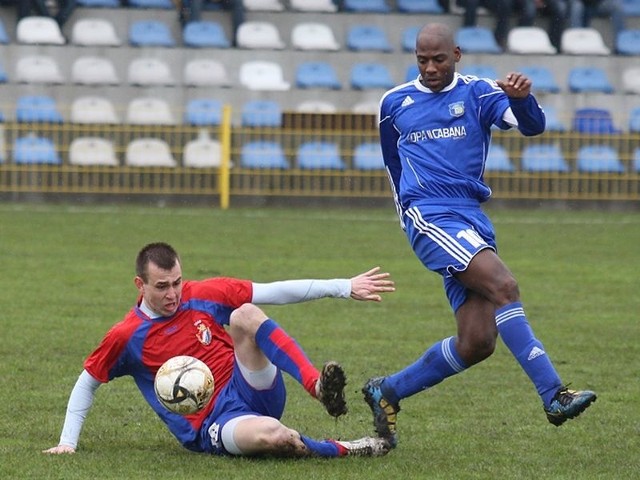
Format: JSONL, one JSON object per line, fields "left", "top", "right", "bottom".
{"left": 350, "top": 267, "right": 395, "bottom": 302}
{"left": 42, "top": 445, "right": 75, "bottom": 454}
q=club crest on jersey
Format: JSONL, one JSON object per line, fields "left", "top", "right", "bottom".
{"left": 194, "top": 319, "right": 212, "bottom": 345}
{"left": 448, "top": 101, "right": 465, "bottom": 117}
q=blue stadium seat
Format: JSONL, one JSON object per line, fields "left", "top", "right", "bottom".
{"left": 519, "top": 66, "right": 561, "bottom": 93}
{"left": 455, "top": 27, "right": 502, "bottom": 54}
{"left": 13, "top": 135, "right": 61, "bottom": 164}
{"left": 576, "top": 145, "right": 624, "bottom": 173}
{"left": 296, "top": 141, "right": 345, "bottom": 170}
{"left": 16, "top": 95, "right": 63, "bottom": 123}
{"left": 568, "top": 67, "right": 614, "bottom": 93}
{"left": 295, "top": 61, "right": 341, "bottom": 89}
{"left": 633, "top": 148, "right": 640, "bottom": 172}
{"left": 572, "top": 108, "right": 621, "bottom": 134}
{"left": 521, "top": 144, "right": 569, "bottom": 172}
{"left": 621, "top": 0, "right": 640, "bottom": 15}
{"left": 129, "top": 20, "right": 176, "bottom": 47}
{"left": 485, "top": 145, "right": 514, "bottom": 172}
{"left": 351, "top": 63, "right": 395, "bottom": 90}
{"left": 183, "top": 21, "right": 231, "bottom": 48}
{"left": 405, "top": 64, "right": 419, "bottom": 82}
{"left": 353, "top": 142, "right": 384, "bottom": 170}
{"left": 401, "top": 26, "right": 420, "bottom": 52}
{"left": 616, "top": 29, "right": 640, "bottom": 55}
{"left": 343, "top": 0, "right": 391, "bottom": 12}
{"left": 76, "top": 0, "right": 121, "bottom": 6}
{"left": 0, "top": 17, "right": 9, "bottom": 44}
{"left": 0, "top": 61, "right": 7, "bottom": 83}
{"left": 240, "top": 141, "right": 288, "bottom": 169}
{"left": 241, "top": 100, "right": 282, "bottom": 127}
{"left": 629, "top": 107, "right": 640, "bottom": 132}
{"left": 460, "top": 64, "right": 498, "bottom": 80}
{"left": 397, "top": 0, "right": 444, "bottom": 13}
{"left": 184, "top": 99, "right": 223, "bottom": 126}
{"left": 347, "top": 25, "right": 393, "bottom": 52}
{"left": 128, "top": 0, "right": 174, "bottom": 8}
{"left": 542, "top": 105, "right": 566, "bottom": 132}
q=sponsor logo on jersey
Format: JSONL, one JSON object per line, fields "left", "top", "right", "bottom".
{"left": 408, "top": 125, "right": 467, "bottom": 142}
{"left": 401, "top": 95, "right": 414, "bottom": 107}
{"left": 448, "top": 101, "right": 465, "bottom": 117}
{"left": 194, "top": 319, "right": 212, "bottom": 345}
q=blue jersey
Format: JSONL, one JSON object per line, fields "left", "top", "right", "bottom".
{"left": 379, "top": 73, "right": 545, "bottom": 213}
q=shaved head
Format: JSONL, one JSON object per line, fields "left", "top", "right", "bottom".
{"left": 414, "top": 23, "right": 461, "bottom": 92}
{"left": 416, "top": 23, "right": 456, "bottom": 52}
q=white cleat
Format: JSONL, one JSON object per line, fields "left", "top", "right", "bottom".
{"left": 336, "top": 436, "right": 392, "bottom": 457}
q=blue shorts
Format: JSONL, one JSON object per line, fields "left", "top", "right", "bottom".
{"left": 200, "top": 360, "right": 286, "bottom": 455}
{"left": 404, "top": 201, "right": 497, "bottom": 312}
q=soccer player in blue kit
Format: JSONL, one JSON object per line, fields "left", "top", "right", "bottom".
{"left": 43, "top": 242, "right": 395, "bottom": 458}
{"left": 362, "top": 22, "right": 596, "bottom": 447}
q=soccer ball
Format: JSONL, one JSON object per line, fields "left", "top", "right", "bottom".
{"left": 154, "top": 355, "right": 214, "bottom": 415}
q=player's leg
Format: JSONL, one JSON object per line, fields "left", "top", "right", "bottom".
{"left": 230, "top": 303, "right": 346, "bottom": 417}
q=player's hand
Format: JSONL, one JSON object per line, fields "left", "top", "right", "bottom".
{"left": 42, "top": 445, "right": 76, "bottom": 454}
{"left": 349, "top": 267, "right": 395, "bottom": 302}
{"left": 496, "top": 72, "right": 531, "bottom": 99}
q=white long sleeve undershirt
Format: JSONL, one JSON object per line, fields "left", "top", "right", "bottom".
{"left": 58, "top": 370, "right": 101, "bottom": 449}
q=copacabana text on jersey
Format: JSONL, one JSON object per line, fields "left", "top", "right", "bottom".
{"left": 408, "top": 126, "right": 467, "bottom": 142}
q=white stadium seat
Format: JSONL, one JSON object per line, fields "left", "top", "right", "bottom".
{"left": 242, "top": 0, "right": 285, "bottom": 11}
{"left": 15, "top": 55, "right": 64, "bottom": 84}
{"left": 236, "top": 21, "right": 285, "bottom": 49}
{"left": 183, "top": 59, "right": 230, "bottom": 87}
{"left": 17, "top": 16, "right": 65, "bottom": 45}
{"left": 126, "top": 97, "right": 176, "bottom": 125}
{"left": 128, "top": 57, "right": 175, "bottom": 86}
{"left": 561, "top": 28, "right": 610, "bottom": 55}
{"left": 239, "top": 61, "right": 290, "bottom": 91}
{"left": 291, "top": 23, "right": 340, "bottom": 51}
{"left": 69, "top": 137, "right": 119, "bottom": 166}
{"left": 71, "top": 56, "right": 120, "bottom": 85}
{"left": 290, "top": 0, "right": 337, "bottom": 11}
{"left": 507, "top": 27, "right": 556, "bottom": 54}
{"left": 296, "top": 100, "right": 337, "bottom": 113}
{"left": 71, "top": 18, "right": 121, "bottom": 46}
{"left": 183, "top": 131, "right": 223, "bottom": 168}
{"left": 126, "top": 138, "right": 176, "bottom": 167}
{"left": 71, "top": 96, "right": 120, "bottom": 124}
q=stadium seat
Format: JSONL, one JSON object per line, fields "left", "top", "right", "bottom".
{"left": 15, "top": 55, "right": 64, "bottom": 84}
{"left": 576, "top": 145, "right": 624, "bottom": 173}
{"left": 0, "top": 18, "right": 8, "bottom": 44}
{"left": 236, "top": 21, "right": 285, "bottom": 49}
{"left": 126, "top": 97, "right": 176, "bottom": 125}
{"left": 290, "top": 0, "right": 337, "bottom": 11}
{"left": 561, "top": 28, "right": 610, "bottom": 54}
{"left": 290, "top": 22, "right": 340, "bottom": 51}
{"left": 518, "top": 65, "right": 561, "bottom": 93}
{"left": 69, "top": 137, "right": 119, "bottom": 166}
{"left": 485, "top": 145, "right": 514, "bottom": 172}
{"left": 568, "top": 67, "right": 614, "bottom": 94}
{"left": 13, "top": 135, "right": 61, "bottom": 165}
{"left": 71, "top": 18, "right": 121, "bottom": 46}
{"left": 17, "top": 16, "right": 65, "bottom": 45}
{"left": 76, "top": 0, "right": 120, "bottom": 6}
{"left": 629, "top": 107, "right": 640, "bottom": 132}
{"left": 183, "top": 21, "right": 230, "bottom": 48}
{"left": 184, "top": 98, "right": 223, "bottom": 126}
{"left": 241, "top": 100, "right": 282, "bottom": 127}
{"left": 541, "top": 105, "right": 566, "bottom": 132}
{"left": 183, "top": 131, "right": 222, "bottom": 168}
{"left": 402, "top": 26, "right": 420, "bottom": 52}
{"left": 633, "top": 148, "right": 640, "bottom": 172}
{"left": 128, "top": 58, "right": 175, "bottom": 86}
{"left": 296, "top": 100, "right": 337, "bottom": 113}
{"left": 129, "top": 20, "right": 175, "bottom": 47}
{"left": 616, "top": 29, "right": 640, "bottom": 55}
{"left": 242, "top": 0, "right": 285, "bottom": 10}
{"left": 0, "top": 62, "right": 8, "bottom": 83}
{"left": 239, "top": 61, "right": 290, "bottom": 91}
{"left": 507, "top": 27, "right": 556, "bottom": 54}
{"left": 460, "top": 64, "right": 498, "bottom": 80}
{"left": 620, "top": 0, "right": 640, "bottom": 15}
{"left": 351, "top": 63, "right": 395, "bottom": 90}
{"left": 572, "top": 108, "right": 621, "bottom": 134}
{"left": 347, "top": 25, "right": 393, "bottom": 52}
{"left": 521, "top": 144, "right": 569, "bottom": 172}
{"left": 71, "top": 56, "right": 120, "bottom": 85}
{"left": 128, "top": 0, "right": 174, "bottom": 8}
{"left": 405, "top": 64, "right": 420, "bottom": 82}
{"left": 622, "top": 66, "right": 640, "bottom": 94}
{"left": 295, "top": 62, "right": 341, "bottom": 89}
{"left": 353, "top": 142, "right": 384, "bottom": 170}
{"left": 125, "top": 138, "right": 176, "bottom": 167}
{"left": 351, "top": 101, "right": 379, "bottom": 115}
{"left": 240, "top": 141, "right": 288, "bottom": 168}
{"left": 16, "top": 95, "right": 64, "bottom": 123}
{"left": 297, "top": 141, "right": 345, "bottom": 170}
{"left": 183, "top": 59, "right": 231, "bottom": 87}
{"left": 397, "top": 0, "right": 444, "bottom": 12}
{"left": 343, "top": 0, "right": 391, "bottom": 12}
{"left": 70, "top": 96, "right": 119, "bottom": 124}
{"left": 456, "top": 26, "right": 502, "bottom": 53}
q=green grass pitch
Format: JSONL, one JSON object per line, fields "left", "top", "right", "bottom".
{"left": 0, "top": 203, "right": 638, "bottom": 479}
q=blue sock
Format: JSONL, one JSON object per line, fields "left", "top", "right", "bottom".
{"left": 300, "top": 435, "right": 342, "bottom": 457}
{"left": 496, "top": 302, "right": 562, "bottom": 407}
{"left": 382, "top": 336, "right": 468, "bottom": 404}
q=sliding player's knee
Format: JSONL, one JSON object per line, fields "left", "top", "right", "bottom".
{"left": 229, "top": 303, "right": 269, "bottom": 338}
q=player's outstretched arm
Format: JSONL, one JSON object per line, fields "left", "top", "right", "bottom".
{"left": 42, "top": 445, "right": 75, "bottom": 454}
{"left": 495, "top": 72, "right": 532, "bottom": 98}
{"left": 350, "top": 267, "right": 395, "bottom": 302}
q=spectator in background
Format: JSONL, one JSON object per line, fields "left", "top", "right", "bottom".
{"left": 569, "top": 0, "right": 626, "bottom": 38}
{"left": 16, "top": 0, "right": 77, "bottom": 28}
{"left": 514, "top": 0, "right": 569, "bottom": 49}
{"left": 456, "top": 0, "right": 513, "bottom": 48}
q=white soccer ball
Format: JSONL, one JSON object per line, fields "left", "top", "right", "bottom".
{"left": 154, "top": 355, "right": 214, "bottom": 415}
